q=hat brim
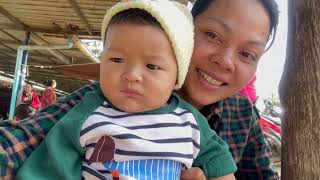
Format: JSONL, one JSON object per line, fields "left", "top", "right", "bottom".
{"left": 52, "top": 63, "right": 100, "bottom": 81}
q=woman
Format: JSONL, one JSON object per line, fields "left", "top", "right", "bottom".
{"left": 180, "top": 0, "right": 279, "bottom": 179}
{"left": 0, "top": 0, "right": 279, "bottom": 179}
{"left": 40, "top": 80, "right": 57, "bottom": 109}
{"left": 21, "top": 83, "right": 41, "bottom": 115}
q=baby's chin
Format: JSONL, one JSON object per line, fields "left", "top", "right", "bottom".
{"left": 118, "top": 106, "right": 159, "bottom": 113}
{"left": 116, "top": 101, "right": 169, "bottom": 113}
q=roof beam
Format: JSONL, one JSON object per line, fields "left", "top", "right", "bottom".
{"left": 1, "top": 23, "right": 63, "bottom": 34}
{"left": 0, "top": 29, "right": 23, "bottom": 42}
{"left": 0, "top": 41, "right": 16, "bottom": 51}
{"left": 67, "top": 0, "right": 93, "bottom": 35}
{"left": 0, "top": 51, "right": 14, "bottom": 58}
{"left": 0, "top": 50, "right": 57, "bottom": 59}
{"left": 0, "top": 57, "right": 55, "bottom": 66}
{"left": 29, "top": 33, "right": 71, "bottom": 64}
{"left": 0, "top": 24, "right": 100, "bottom": 38}
{"left": 0, "top": 6, "right": 25, "bottom": 29}
{"left": 42, "top": 33, "right": 101, "bottom": 40}
{"left": 0, "top": 29, "right": 63, "bottom": 62}
{"left": 0, "top": 8, "right": 71, "bottom": 64}
{"left": 0, "top": 39, "right": 22, "bottom": 45}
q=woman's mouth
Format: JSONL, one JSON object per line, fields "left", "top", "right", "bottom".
{"left": 197, "top": 69, "right": 224, "bottom": 86}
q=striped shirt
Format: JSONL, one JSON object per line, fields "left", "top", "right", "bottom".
{"left": 81, "top": 99, "right": 201, "bottom": 179}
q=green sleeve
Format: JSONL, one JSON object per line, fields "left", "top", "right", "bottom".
{"left": 0, "top": 82, "right": 99, "bottom": 179}
{"left": 15, "top": 89, "right": 105, "bottom": 180}
{"left": 192, "top": 111, "right": 237, "bottom": 178}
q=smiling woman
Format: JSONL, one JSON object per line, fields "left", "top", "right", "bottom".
{"left": 179, "top": 0, "right": 272, "bottom": 109}
{"left": 178, "top": 0, "right": 280, "bottom": 179}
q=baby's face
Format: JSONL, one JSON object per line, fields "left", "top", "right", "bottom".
{"left": 100, "top": 23, "right": 178, "bottom": 113}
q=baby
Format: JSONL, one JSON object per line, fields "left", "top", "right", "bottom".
{"left": 16, "top": 1, "right": 236, "bottom": 180}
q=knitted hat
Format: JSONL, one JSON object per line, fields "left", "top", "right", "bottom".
{"left": 101, "top": 0, "right": 194, "bottom": 89}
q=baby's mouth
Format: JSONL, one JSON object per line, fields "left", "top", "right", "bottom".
{"left": 197, "top": 69, "right": 227, "bottom": 86}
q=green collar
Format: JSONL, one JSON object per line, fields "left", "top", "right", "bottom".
{"left": 102, "top": 90, "right": 180, "bottom": 114}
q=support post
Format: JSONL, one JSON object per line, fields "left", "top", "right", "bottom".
{"left": 8, "top": 42, "right": 73, "bottom": 120}
{"left": 16, "top": 32, "right": 31, "bottom": 106}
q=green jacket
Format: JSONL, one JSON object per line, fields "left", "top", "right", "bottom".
{"left": 16, "top": 88, "right": 236, "bottom": 179}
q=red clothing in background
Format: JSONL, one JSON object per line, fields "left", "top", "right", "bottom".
{"left": 239, "top": 76, "right": 257, "bottom": 103}
{"left": 41, "top": 87, "right": 57, "bottom": 108}
{"left": 22, "top": 92, "right": 41, "bottom": 109}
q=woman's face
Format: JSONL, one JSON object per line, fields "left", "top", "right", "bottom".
{"left": 180, "top": 0, "right": 271, "bottom": 109}
{"left": 25, "top": 84, "right": 32, "bottom": 94}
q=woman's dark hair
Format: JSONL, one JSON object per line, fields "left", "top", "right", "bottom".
{"left": 44, "top": 79, "right": 56, "bottom": 87}
{"left": 191, "top": 0, "right": 279, "bottom": 51}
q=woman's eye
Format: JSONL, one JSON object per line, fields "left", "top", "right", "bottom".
{"left": 110, "top": 58, "right": 123, "bottom": 63}
{"left": 146, "top": 64, "right": 160, "bottom": 70}
{"left": 239, "top": 51, "right": 257, "bottom": 62}
{"left": 206, "top": 32, "right": 220, "bottom": 42}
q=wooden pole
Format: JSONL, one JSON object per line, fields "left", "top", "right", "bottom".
{"left": 279, "top": 0, "right": 320, "bottom": 179}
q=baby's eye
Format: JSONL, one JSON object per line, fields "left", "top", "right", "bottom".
{"left": 146, "top": 64, "right": 160, "bottom": 70}
{"left": 110, "top": 58, "right": 123, "bottom": 63}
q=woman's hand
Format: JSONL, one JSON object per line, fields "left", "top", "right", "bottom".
{"left": 180, "top": 167, "right": 236, "bottom": 180}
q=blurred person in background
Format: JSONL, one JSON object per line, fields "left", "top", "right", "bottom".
{"left": 41, "top": 80, "right": 57, "bottom": 109}
{"left": 14, "top": 104, "right": 31, "bottom": 121}
{"left": 239, "top": 75, "right": 257, "bottom": 103}
{"left": 21, "top": 83, "right": 40, "bottom": 115}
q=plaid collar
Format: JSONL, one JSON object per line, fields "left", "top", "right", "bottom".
{"left": 200, "top": 100, "right": 224, "bottom": 122}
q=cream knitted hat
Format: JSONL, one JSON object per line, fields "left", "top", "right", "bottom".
{"left": 101, "top": 0, "right": 194, "bottom": 89}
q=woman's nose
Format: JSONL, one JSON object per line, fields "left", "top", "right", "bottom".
{"left": 211, "top": 48, "right": 235, "bottom": 72}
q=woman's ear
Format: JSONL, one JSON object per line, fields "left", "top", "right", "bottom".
{"left": 174, "top": 83, "right": 179, "bottom": 90}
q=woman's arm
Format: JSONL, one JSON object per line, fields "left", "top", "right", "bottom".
{"left": 210, "top": 174, "right": 235, "bottom": 180}
{"left": 200, "top": 94, "right": 279, "bottom": 180}
{"left": 0, "top": 82, "right": 99, "bottom": 179}
{"left": 234, "top": 108, "right": 279, "bottom": 179}
{"left": 180, "top": 167, "right": 235, "bottom": 180}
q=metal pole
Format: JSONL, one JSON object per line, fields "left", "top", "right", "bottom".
{"left": 9, "top": 48, "right": 24, "bottom": 120}
{"left": 16, "top": 32, "right": 31, "bottom": 106}
{"left": 8, "top": 42, "right": 73, "bottom": 120}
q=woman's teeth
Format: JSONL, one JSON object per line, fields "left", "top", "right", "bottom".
{"left": 198, "top": 69, "right": 223, "bottom": 86}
